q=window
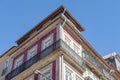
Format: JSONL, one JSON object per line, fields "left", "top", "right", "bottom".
{"left": 14, "top": 55, "right": 24, "bottom": 69}
{"left": 83, "top": 69, "right": 98, "bottom": 80}
{"left": 42, "top": 34, "right": 53, "bottom": 50}
{"left": 39, "top": 68, "right": 52, "bottom": 80}
{"left": 27, "top": 45, "right": 38, "bottom": 60}
{"left": 73, "top": 43, "right": 82, "bottom": 57}
{"left": 1, "top": 60, "right": 9, "bottom": 76}
{"left": 73, "top": 43, "right": 79, "bottom": 53}
{"left": 65, "top": 67, "right": 72, "bottom": 80}
{"left": 76, "top": 75, "right": 82, "bottom": 80}
{"left": 65, "top": 35, "right": 71, "bottom": 46}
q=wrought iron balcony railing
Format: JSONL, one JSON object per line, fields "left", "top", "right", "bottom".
{"left": 5, "top": 40, "right": 84, "bottom": 80}
{"left": 84, "top": 50, "right": 116, "bottom": 80}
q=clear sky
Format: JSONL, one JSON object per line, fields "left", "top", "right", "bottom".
{"left": 0, "top": 0, "right": 120, "bottom": 56}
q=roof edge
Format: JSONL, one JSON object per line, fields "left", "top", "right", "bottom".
{"left": 16, "top": 6, "right": 84, "bottom": 45}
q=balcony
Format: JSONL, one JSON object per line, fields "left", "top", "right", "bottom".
{"left": 5, "top": 40, "right": 84, "bottom": 80}
{"left": 84, "top": 50, "right": 116, "bottom": 80}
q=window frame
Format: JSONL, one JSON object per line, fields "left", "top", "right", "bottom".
{"left": 75, "top": 75, "right": 82, "bottom": 80}
{"left": 14, "top": 55, "right": 24, "bottom": 69}
{"left": 64, "top": 67, "right": 73, "bottom": 80}
{"left": 64, "top": 33, "right": 82, "bottom": 57}
{"left": 64, "top": 35, "right": 71, "bottom": 46}
{"left": 27, "top": 45, "right": 38, "bottom": 60}
{"left": 64, "top": 61, "right": 84, "bottom": 80}
{"left": 38, "top": 64, "right": 52, "bottom": 80}
{"left": 73, "top": 43, "right": 79, "bottom": 53}
{"left": 1, "top": 60, "right": 9, "bottom": 76}
{"left": 39, "top": 69, "right": 52, "bottom": 80}
{"left": 42, "top": 33, "right": 53, "bottom": 50}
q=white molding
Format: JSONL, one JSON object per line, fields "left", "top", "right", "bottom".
{"left": 27, "top": 45, "right": 38, "bottom": 60}
{"left": 38, "top": 64, "right": 52, "bottom": 80}
{"left": 14, "top": 55, "right": 24, "bottom": 69}
{"left": 42, "top": 33, "right": 53, "bottom": 50}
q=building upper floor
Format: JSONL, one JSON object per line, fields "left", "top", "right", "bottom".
{"left": 0, "top": 6, "right": 120, "bottom": 80}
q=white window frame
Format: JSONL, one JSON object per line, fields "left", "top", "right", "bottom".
{"left": 39, "top": 69, "right": 51, "bottom": 80}
{"left": 73, "top": 43, "right": 82, "bottom": 57}
{"left": 38, "top": 64, "right": 52, "bottom": 80}
{"left": 83, "top": 69, "right": 98, "bottom": 80}
{"left": 1, "top": 60, "right": 9, "bottom": 76}
{"left": 27, "top": 45, "right": 38, "bottom": 60}
{"left": 14, "top": 55, "right": 24, "bottom": 69}
{"left": 64, "top": 67, "right": 73, "bottom": 80}
{"left": 73, "top": 43, "right": 79, "bottom": 53}
{"left": 75, "top": 75, "right": 82, "bottom": 80}
{"left": 3, "top": 60, "right": 9, "bottom": 70}
{"left": 64, "top": 35, "right": 71, "bottom": 46}
{"left": 42, "top": 34, "right": 53, "bottom": 50}
{"left": 64, "top": 62, "right": 84, "bottom": 80}
{"left": 64, "top": 33, "right": 82, "bottom": 57}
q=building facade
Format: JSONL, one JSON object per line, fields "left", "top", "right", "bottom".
{"left": 0, "top": 6, "right": 120, "bottom": 80}
{"left": 103, "top": 52, "right": 120, "bottom": 72}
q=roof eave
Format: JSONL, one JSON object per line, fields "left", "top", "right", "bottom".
{"left": 16, "top": 6, "right": 84, "bottom": 45}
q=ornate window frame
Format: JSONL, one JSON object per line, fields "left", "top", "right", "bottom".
{"left": 27, "top": 45, "right": 38, "bottom": 60}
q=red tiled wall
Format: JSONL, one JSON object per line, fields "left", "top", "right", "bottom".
{"left": 11, "top": 28, "right": 57, "bottom": 70}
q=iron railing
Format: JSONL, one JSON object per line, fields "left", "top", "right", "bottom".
{"left": 5, "top": 40, "right": 84, "bottom": 80}
{"left": 84, "top": 50, "right": 116, "bottom": 80}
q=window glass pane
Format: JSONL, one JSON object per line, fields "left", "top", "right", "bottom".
{"left": 42, "top": 34, "right": 53, "bottom": 50}
{"left": 73, "top": 43, "right": 79, "bottom": 53}
{"left": 65, "top": 35, "right": 71, "bottom": 46}
{"left": 27, "top": 45, "right": 38, "bottom": 60}
{"left": 76, "top": 75, "right": 82, "bottom": 80}
{"left": 3, "top": 60, "right": 9, "bottom": 69}
{"left": 65, "top": 68, "right": 72, "bottom": 80}
{"left": 14, "top": 55, "right": 23, "bottom": 69}
{"left": 1, "top": 60, "right": 10, "bottom": 76}
{"left": 39, "top": 68, "right": 52, "bottom": 80}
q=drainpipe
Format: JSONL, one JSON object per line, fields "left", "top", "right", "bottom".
{"left": 61, "top": 8, "right": 67, "bottom": 28}
{"left": 58, "top": 8, "right": 67, "bottom": 40}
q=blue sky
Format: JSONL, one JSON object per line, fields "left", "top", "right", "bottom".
{"left": 0, "top": 0, "right": 120, "bottom": 56}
